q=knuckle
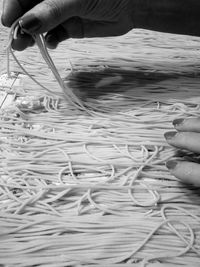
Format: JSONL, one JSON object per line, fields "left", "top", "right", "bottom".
{"left": 43, "top": 0, "right": 62, "bottom": 20}
{"left": 178, "top": 132, "right": 191, "bottom": 149}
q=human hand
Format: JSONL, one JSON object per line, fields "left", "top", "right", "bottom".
{"left": 1, "top": 0, "right": 134, "bottom": 51}
{"left": 165, "top": 118, "right": 200, "bottom": 187}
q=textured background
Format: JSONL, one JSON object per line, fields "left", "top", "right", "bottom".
{"left": 1, "top": 1, "right": 200, "bottom": 266}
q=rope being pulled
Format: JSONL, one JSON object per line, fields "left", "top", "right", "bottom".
{"left": 6, "top": 20, "right": 88, "bottom": 111}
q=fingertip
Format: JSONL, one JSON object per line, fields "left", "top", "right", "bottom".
{"left": 173, "top": 117, "right": 200, "bottom": 133}
{"left": 166, "top": 160, "right": 200, "bottom": 187}
{"left": 11, "top": 33, "right": 34, "bottom": 51}
{"left": 173, "top": 118, "right": 185, "bottom": 129}
{"left": 45, "top": 34, "right": 58, "bottom": 49}
{"left": 1, "top": 14, "right": 7, "bottom": 27}
{"left": 1, "top": 0, "right": 23, "bottom": 27}
{"left": 44, "top": 24, "right": 70, "bottom": 49}
{"left": 166, "top": 160, "right": 185, "bottom": 183}
{"left": 164, "top": 131, "right": 177, "bottom": 142}
{"left": 11, "top": 40, "right": 28, "bottom": 51}
{"left": 1, "top": 13, "right": 13, "bottom": 27}
{"left": 1, "top": 1, "right": 9, "bottom": 27}
{"left": 166, "top": 160, "right": 178, "bottom": 171}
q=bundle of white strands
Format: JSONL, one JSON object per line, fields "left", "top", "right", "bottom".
{"left": 0, "top": 20, "right": 200, "bottom": 267}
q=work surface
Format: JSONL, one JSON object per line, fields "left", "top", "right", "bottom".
{"left": 0, "top": 29, "right": 200, "bottom": 267}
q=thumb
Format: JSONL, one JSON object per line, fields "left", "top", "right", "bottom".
{"left": 20, "top": 0, "right": 82, "bottom": 34}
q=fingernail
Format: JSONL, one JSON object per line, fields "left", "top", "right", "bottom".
{"left": 166, "top": 160, "right": 178, "bottom": 170}
{"left": 164, "top": 131, "right": 177, "bottom": 140}
{"left": 19, "top": 14, "right": 42, "bottom": 33}
{"left": 173, "top": 118, "right": 184, "bottom": 127}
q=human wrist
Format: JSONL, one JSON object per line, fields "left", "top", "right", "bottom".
{"left": 131, "top": 0, "right": 200, "bottom": 36}
{"left": 131, "top": 0, "right": 178, "bottom": 30}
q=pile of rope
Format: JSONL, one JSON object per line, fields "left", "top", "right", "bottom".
{"left": 0, "top": 22, "right": 200, "bottom": 267}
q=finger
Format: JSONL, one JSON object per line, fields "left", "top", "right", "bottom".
{"left": 1, "top": 0, "right": 42, "bottom": 27}
{"left": 45, "top": 18, "right": 132, "bottom": 48}
{"left": 166, "top": 160, "right": 200, "bottom": 187}
{"left": 11, "top": 33, "right": 35, "bottom": 51}
{"left": 173, "top": 117, "right": 200, "bottom": 133}
{"left": 1, "top": 0, "right": 22, "bottom": 26}
{"left": 165, "top": 131, "right": 200, "bottom": 154}
{"left": 45, "top": 17, "right": 83, "bottom": 49}
{"left": 19, "top": 0, "right": 81, "bottom": 34}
